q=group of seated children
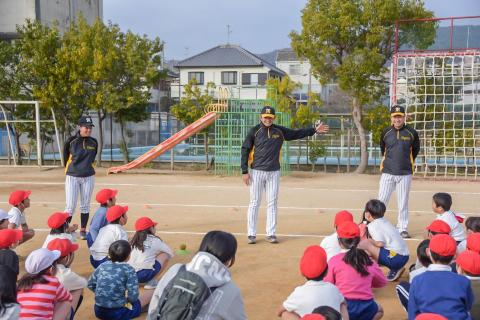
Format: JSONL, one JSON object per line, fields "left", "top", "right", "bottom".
{"left": 1, "top": 187, "right": 479, "bottom": 320}
{"left": 280, "top": 193, "right": 479, "bottom": 320}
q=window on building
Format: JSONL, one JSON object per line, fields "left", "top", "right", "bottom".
{"left": 289, "top": 64, "right": 302, "bottom": 76}
{"left": 221, "top": 71, "right": 237, "bottom": 85}
{"left": 188, "top": 72, "right": 204, "bottom": 85}
{"left": 242, "top": 73, "right": 267, "bottom": 85}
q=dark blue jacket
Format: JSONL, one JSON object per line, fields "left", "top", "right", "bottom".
{"left": 408, "top": 268, "right": 474, "bottom": 320}
{"left": 63, "top": 132, "right": 98, "bottom": 177}
{"left": 380, "top": 124, "right": 420, "bottom": 175}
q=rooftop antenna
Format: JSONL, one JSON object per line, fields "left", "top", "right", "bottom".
{"left": 227, "top": 24, "right": 232, "bottom": 44}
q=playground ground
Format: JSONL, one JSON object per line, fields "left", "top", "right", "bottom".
{"left": 2, "top": 167, "right": 480, "bottom": 320}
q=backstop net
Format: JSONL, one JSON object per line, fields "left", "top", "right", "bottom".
{"left": 391, "top": 16, "right": 480, "bottom": 178}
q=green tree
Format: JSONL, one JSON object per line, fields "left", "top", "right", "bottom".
{"left": 266, "top": 76, "right": 300, "bottom": 115}
{"left": 292, "top": 104, "right": 320, "bottom": 167}
{"left": 362, "top": 105, "right": 391, "bottom": 144}
{"left": 308, "top": 140, "right": 327, "bottom": 171}
{"left": 171, "top": 79, "right": 216, "bottom": 169}
{"left": 291, "top": 0, "right": 435, "bottom": 173}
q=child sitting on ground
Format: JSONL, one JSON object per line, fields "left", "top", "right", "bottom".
{"left": 47, "top": 238, "right": 87, "bottom": 319}
{"left": 89, "top": 205, "right": 128, "bottom": 268}
{"left": 408, "top": 234, "right": 473, "bottom": 319}
{"left": 320, "top": 210, "right": 353, "bottom": 261}
{"left": 7, "top": 190, "right": 35, "bottom": 244}
{"left": 396, "top": 239, "right": 431, "bottom": 312}
{"left": 358, "top": 199, "right": 410, "bottom": 282}
{"left": 278, "top": 245, "right": 347, "bottom": 319}
{"left": 457, "top": 216, "right": 480, "bottom": 253}
{"left": 432, "top": 193, "right": 466, "bottom": 243}
{"left": 456, "top": 249, "right": 480, "bottom": 320}
{"left": 42, "top": 211, "right": 78, "bottom": 248}
{"left": 17, "top": 248, "right": 72, "bottom": 319}
{"left": 88, "top": 240, "right": 153, "bottom": 320}
{"left": 0, "top": 265, "right": 20, "bottom": 319}
{"left": 325, "top": 221, "right": 387, "bottom": 320}
{"left": 128, "top": 217, "right": 173, "bottom": 289}
{"left": 0, "top": 229, "right": 22, "bottom": 278}
{"left": 87, "top": 188, "right": 118, "bottom": 247}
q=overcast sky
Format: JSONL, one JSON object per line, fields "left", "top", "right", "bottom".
{"left": 103, "top": 0, "right": 480, "bottom": 60}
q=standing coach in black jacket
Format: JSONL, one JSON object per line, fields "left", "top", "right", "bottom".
{"left": 241, "top": 106, "right": 329, "bottom": 244}
{"left": 63, "top": 115, "right": 98, "bottom": 240}
{"left": 378, "top": 106, "right": 420, "bottom": 239}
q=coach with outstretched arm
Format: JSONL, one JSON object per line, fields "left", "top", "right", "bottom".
{"left": 241, "top": 106, "right": 329, "bottom": 244}
{"left": 378, "top": 106, "right": 420, "bottom": 239}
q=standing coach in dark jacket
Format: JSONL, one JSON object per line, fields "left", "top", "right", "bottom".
{"left": 63, "top": 115, "right": 98, "bottom": 240}
{"left": 378, "top": 106, "right": 420, "bottom": 239}
{"left": 241, "top": 106, "right": 329, "bottom": 244}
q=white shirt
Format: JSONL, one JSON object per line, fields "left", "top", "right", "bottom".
{"left": 409, "top": 266, "right": 427, "bottom": 283}
{"left": 427, "top": 264, "right": 452, "bottom": 272}
{"left": 436, "top": 211, "right": 466, "bottom": 241}
{"left": 320, "top": 232, "right": 342, "bottom": 262}
{"left": 56, "top": 264, "right": 88, "bottom": 291}
{"left": 0, "top": 303, "right": 20, "bottom": 320}
{"left": 367, "top": 218, "right": 410, "bottom": 256}
{"left": 90, "top": 224, "right": 128, "bottom": 260}
{"left": 457, "top": 239, "right": 467, "bottom": 254}
{"left": 128, "top": 235, "right": 174, "bottom": 271}
{"left": 42, "top": 233, "right": 77, "bottom": 248}
{"left": 283, "top": 280, "right": 344, "bottom": 317}
{"left": 8, "top": 207, "right": 25, "bottom": 227}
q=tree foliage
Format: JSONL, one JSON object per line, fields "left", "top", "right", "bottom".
{"left": 362, "top": 105, "right": 391, "bottom": 144}
{"left": 290, "top": 0, "right": 435, "bottom": 173}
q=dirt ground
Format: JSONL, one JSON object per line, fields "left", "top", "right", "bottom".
{"left": 1, "top": 167, "right": 479, "bottom": 320}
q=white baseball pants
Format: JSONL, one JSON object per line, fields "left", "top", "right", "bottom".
{"left": 247, "top": 169, "right": 280, "bottom": 237}
{"left": 378, "top": 173, "right": 412, "bottom": 232}
{"left": 65, "top": 175, "right": 95, "bottom": 215}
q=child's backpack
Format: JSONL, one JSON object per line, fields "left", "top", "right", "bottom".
{"left": 152, "top": 265, "right": 213, "bottom": 320}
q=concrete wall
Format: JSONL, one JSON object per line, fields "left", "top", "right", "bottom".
{"left": 0, "top": 0, "right": 36, "bottom": 35}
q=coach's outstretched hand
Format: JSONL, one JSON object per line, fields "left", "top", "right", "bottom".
{"left": 242, "top": 173, "right": 250, "bottom": 186}
{"left": 315, "top": 122, "right": 329, "bottom": 134}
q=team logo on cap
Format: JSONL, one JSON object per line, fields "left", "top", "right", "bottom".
{"left": 86, "top": 117, "right": 91, "bottom": 123}
{"left": 396, "top": 107, "right": 401, "bottom": 112}
{"left": 265, "top": 108, "right": 271, "bottom": 114}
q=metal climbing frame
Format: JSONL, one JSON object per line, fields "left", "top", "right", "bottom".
{"left": 392, "top": 16, "right": 480, "bottom": 178}
{"left": 214, "top": 99, "right": 291, "bottom": 176}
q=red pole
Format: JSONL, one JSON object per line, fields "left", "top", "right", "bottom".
{"left": 450, "top": 18, "right": 454, "bottom": 50}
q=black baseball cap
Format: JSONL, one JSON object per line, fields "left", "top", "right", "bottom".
{"left": 78, "top": 115, "right": 95, "bottom": 127}
{"left": 260, "top": 106, "right": 275, "bottom": 118}
{"left": 390, "top": 105, "right": 405, "bottom": 116}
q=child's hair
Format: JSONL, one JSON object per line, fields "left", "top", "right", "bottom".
{"left": 312, "top": 306, "right": 342, "bottom": 320}
{"left": 110, "top": 214, "right": 125, "bottom": 225}
{"left": 109, "top": 240, "right": 131, "bottom": 263}
{"left": 130, "top": 229, "right": 159, "bottom": 252}
{"left": 365, "top": 199, "right": 386, "bottom": 219}
{"left": 17, "top": 265, "right": 56, "bottom": 291}
{"left": 417, "top": 239, "right": 431, "bottom": 268}
{"left": 198, "top": 230, "right": 237, "bottom": 266}
{"left": 306, "top": 267, "right": 329, "bottom": 282}
{"left": 432, "top": 193, "right": 452, "bottom": 211}
{"left": 50, "top": 224, "right": 67, "bottom": 235}
{"left": 0, "top": 266, "right": 17, "bottom": 316}
{"left": 429, "top": 251, "right": 454, "bottom": 265}
{"left": 338, "top": 237, "right": 373, "bottom": 276}
{"left": 465, "top": 216, "right": 480, "bottom": 232}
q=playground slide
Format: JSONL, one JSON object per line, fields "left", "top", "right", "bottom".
{"left": 107, "top": 112, "right": 220, "bottom": 174}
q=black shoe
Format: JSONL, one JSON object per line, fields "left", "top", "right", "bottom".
{"left": 387, "top": 267, "right": 405, "bottom": 282}
{"left": 266, "top": 235, "right": 279, "bottom": 244}
{"left": 80, "top": 231, "right": 87, "bottom": 240}
{"left": 400, "top": 231, "right": 411, "bottom": 239}
{"left": 247, "top": 236, "right": 256, "bottom": 244}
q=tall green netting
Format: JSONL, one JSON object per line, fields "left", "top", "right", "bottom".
{"left": 214, "top": 99, "right": 291, "bottom": 176}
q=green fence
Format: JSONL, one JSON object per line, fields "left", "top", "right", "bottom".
{"left": 214, "top": 99, "right": 290, "bottom": 176}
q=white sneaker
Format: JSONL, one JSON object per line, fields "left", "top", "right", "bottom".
{"left": 144, "top": 279, "right": 158, "bottom": 290}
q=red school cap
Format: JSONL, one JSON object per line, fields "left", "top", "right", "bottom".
{"left": 300, "top": 245, "right": 327, "bottom": 278}
{"left": 334, "top": 210, "right": 353, "bottom": 228}
{"left": 96, "top": 189, "right": 118, "bottom": 204}
{"left": 429, "top": 234, "right": 457, "bottom": 257}
{"left": 337, "top": 221, "right": 360, "bottom": 239}
{"left": 9, "top": 190, "right": 31, "bottom": 206}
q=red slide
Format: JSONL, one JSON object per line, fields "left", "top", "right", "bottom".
{"left": 107, "top": 112, "right": 220, "bottom": 174}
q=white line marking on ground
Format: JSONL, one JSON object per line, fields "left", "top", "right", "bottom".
{"left": 2, "top": 201, "right": 479, "bottom": 215}
{"left": 1, "top": 180, "right": 480, "bottom": 195}
{"left": 32, "top": 228, "right": 423, "bottom": 241}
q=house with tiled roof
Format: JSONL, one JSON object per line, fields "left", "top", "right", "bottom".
{"left": 172, "top": 44, "right": 286, "bottom": 100}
